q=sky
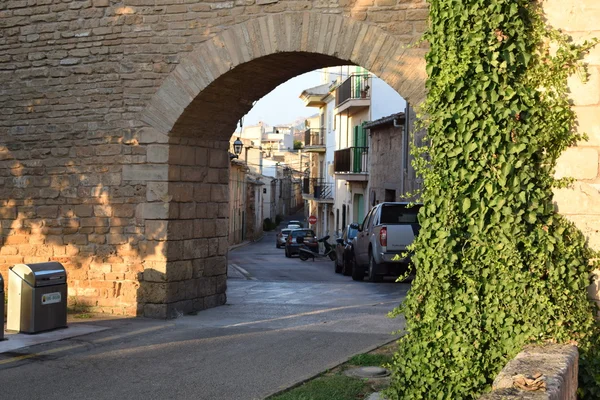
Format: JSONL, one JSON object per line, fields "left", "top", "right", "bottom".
{"left": 240, "top": 70, "right": 323, "bottom": 128}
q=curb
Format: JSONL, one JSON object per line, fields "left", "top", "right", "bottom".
{"left": 262, "top": 337, "right": 400, "bottom": 399}
{"left": 228, "top": 234, "right": 265, "bottom": 252}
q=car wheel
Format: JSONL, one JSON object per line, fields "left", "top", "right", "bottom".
{"left": 368, "top": 251, "right": 383, "bottom": 283}
{"left": 351, "top": 255, "right": 364, "bottom": 281}
{"left": 299, "top": 252, "right": 309, "bottom": 261}
{"left": 285, "top": 248, "right": 291, "bottom": 258}
{"left": 334, "top": 254, "right": 342, "bottom": 273}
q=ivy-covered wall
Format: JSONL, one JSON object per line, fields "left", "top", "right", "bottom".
{"left": 386, "top": 0, "right": 600, "bottom": 399}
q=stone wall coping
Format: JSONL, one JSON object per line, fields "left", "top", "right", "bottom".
{"left": 479, "top": 344, "right": 578, "bottom": 400}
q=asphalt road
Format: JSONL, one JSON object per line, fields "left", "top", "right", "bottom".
{"left": 0, "top": 228, "right": 409, "bottom": 400}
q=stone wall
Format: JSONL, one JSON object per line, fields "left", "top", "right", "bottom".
{"left": 0, "top": 0, "right": 598, "bottom": 317}
{"left": 0, "top": 1, "right": 427, "bottom": 316}
{"left": 479, "top": 345, "right": 578, "bottom": 400}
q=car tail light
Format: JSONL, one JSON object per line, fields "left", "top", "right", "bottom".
{"left": 380, "top": 227, "right": 387, "bottom": 247}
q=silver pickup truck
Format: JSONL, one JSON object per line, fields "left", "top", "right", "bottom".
{"left": 352, "top": 202, "right": 422, "bottom": 282}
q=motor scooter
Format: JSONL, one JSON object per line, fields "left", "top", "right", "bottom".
{"left": 298, "top": 235, "right": 337, "bottom": 262}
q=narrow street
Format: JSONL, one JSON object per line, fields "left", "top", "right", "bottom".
{"left": 0, "top": 229, "right": 409, "bottom": 400}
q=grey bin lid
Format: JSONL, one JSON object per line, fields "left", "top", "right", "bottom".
{"left": 11, "top": 262, "right": 67, "bottom": 287}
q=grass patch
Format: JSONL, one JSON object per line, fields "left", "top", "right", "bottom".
{"left": 347, "top": 353, "right": 393, "bottom": 367}
{"left": 270, "top": 374, "right": 369, "bottom": 400}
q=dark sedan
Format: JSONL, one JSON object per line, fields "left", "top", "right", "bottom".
{"left": 334, "top": 223, "right": 359, "bottom": 275}
{"left": 285, "top": 229, "right": 317, "bottom": 257}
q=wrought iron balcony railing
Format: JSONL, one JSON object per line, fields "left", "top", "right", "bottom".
{"left": 304, "top": 128, "right": 325, "bottom": 147}
{"left": 335, "top": 74, "right": 370, "bottom": 107}
{"left": 302, "top": 178, "right": 333, "bottom": 200}
{"left": 334, "top": 147, "right": 369, "bottom": 174}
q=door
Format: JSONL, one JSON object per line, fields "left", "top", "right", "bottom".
{"left": 353, "top": 125, "right": 367, "bottom": 172}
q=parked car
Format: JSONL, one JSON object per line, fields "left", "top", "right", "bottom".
{"left": 335, "top": 223, "right": 359, "bottom": 275}
{"left": 288, "top": 220, "right": 303, "bottom": 228}
{"left": 352, "top": 202, "right": 422, "bottom": 282}
{"left": 287, "top": 224, "right": 301, "bottom": 229}
{"left": 285, "top": 228, "right": 317, "bottom": 258}
{"left": 276, "top": 228, "right": 292, "bottom": 248}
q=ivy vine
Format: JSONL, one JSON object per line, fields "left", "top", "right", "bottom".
{"left": 386, "top": 0, "right": 599, "bottom": 399}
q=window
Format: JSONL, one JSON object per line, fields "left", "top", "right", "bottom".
{"left": 385, "top": 189, "right": 396, "bottom": 202}
{"left": 380, "top": 204, "right": 422, "bottom": 224}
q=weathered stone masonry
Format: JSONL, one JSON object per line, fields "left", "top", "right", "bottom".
{"left": 0, "top": 0, "right": 598, "bottom": 317}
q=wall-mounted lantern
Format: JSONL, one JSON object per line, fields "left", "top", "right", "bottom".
{"left": 231, "top": 137, "right": 243, "bottom": 158}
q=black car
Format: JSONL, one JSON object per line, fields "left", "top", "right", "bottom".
{"left": 285, "top": 229, "right": 317, "bottom": 257}
{"left": 334, "top": 223, "right": 359, "bottom": 275}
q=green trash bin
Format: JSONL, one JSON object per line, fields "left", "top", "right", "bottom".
{"left": 7, "top": 262, "right": 67, "bottom": 334}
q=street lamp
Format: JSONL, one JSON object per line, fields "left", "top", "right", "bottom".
{"left": 231, "top": 137, "right": 243, "bottom": 159}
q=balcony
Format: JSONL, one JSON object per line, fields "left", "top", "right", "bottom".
{"left": 335, "top": 74, "right": 371, "bottom": 115}
{"left": 334, "top": 147, "right": 369, "bottom": 181}
{"left": 304, "top": 128, "right": 326, "bottom": 152}
{"left": 302, "top": 178, "right": 334, "bottom": 202}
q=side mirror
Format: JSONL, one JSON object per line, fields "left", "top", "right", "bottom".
{"left": 357, "top": 224, "right": 363, "bottom": 232}
{"left": 336, "top": 238, "right": 344, "bottom": 245}
{"left": 350, "top": 223, "right": 359, "bottom": 229}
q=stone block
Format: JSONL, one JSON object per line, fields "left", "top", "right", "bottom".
{"left": 138, "top": 281, "right": 167, "bottom": 303}
{"left": 554, "top": 182, "right": 600, "bottom": 215}
{"left": 147, "top": 144, "right": 169, "bottom": 163}
{"left": 204, "top": 256, "right": 226, "bottom": 276}
{"left": 145, "top": 220, "right": 168, "bottom": 241}
{"left": 567, "top": 66, "right": 599, "bottom": 106}
{"left": 179, "top": 203, "right": 196, "bottom": 220}
{"left": 168, "top": 219, "right": 194, "bottom": 240}
{"left": 147, "top": 181, "right": 169, "bottom": 202}
{"left": 194, "top": 183, "right": 212, "bottom": 202}
{"left": 180, "top": 166, "right": 208, "bottom": 182}
{"left": 489, "top": 344, "right": 578, "bottom": 400}
{"left": 123, "top": 164, "right": 169, "bottom": 181}
{"left": 143, "top": 303, "right": 168, "bottom": 319}
{"left": 555, "top": 147, "right": 598, "bottom": 180}
{"left": 136, "top": 202, "right": 169, "bottom": 219}
{"left": 209, "top": 149, "right": 229, "bottom": 168}
{"left": 544, "top": 0, "right": 600, "bottom": 32}
{"left": 183, "top": 238, "right": 208, "bottom": 259}
{"left": 165, "top": 260, "right": 193, "bottom": 281}
{"left": 170, "top": 182, "right": 194, "bottom": 202}
{"left": 210, "top": 184, "right": 229, "bottom": 202}
{"left": 575, "top": 107, "right": 600, "bottom": 146}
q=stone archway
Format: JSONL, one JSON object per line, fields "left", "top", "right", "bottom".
{"left": 134, "top": 13, "right": 427, "bottom": 317}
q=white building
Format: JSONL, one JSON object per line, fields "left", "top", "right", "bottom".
{"left": 300, "top": 66, "right": 406, "bottom": 238}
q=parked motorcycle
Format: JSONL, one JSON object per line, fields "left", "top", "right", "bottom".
{"left": 298, "top": 235, "right": 337, "bottom": 262}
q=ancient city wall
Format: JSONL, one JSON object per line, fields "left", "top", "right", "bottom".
{"left": 0, "top": 0, "right": 598, "bottom": 316}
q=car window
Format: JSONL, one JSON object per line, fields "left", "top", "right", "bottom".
{"left": 287, "top": 224, "right": 301, "bottom": 229}
{"left": 380, "top": 204, "right": 422, "bottom": 224}
{"left": 363, "top": 207, "right": 375, "bottom": 230}
{"left": 281, "top": 229, "right": 291, "bottom": 235}
{"left": 292, "top": 230, "right": 315, "bottom": 238}
{"left": 347, "top": 227, "right": 358, "bottom": 239}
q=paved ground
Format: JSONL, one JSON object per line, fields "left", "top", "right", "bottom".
{"left": 0, "top": 218, "right": 409, "bottom": 400}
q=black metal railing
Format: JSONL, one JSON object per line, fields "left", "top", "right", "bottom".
{"left": 304, "top": 128, "right": 325, "bottom": 147}
{"left": 336, "top": 74, "right": 370, "bottom": 107}
{"left": 302, "top": 177, "right": 333, "bottom": 200}
{"left": 334, "top": 147, "right": 369, "bottom": 174}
